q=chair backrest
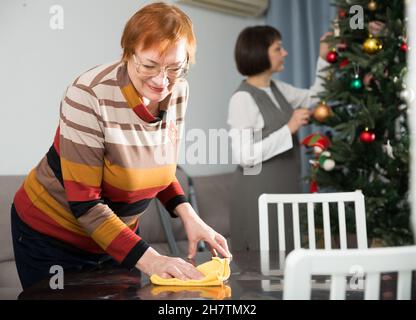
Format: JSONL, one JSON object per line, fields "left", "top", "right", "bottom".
{"left": 283, "top": 246, "right": 416, "bottom": 300}
{"left": 258, "top": 190, "right": 368, "bottom": 253}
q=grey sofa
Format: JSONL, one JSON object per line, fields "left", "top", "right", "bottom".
{"left": 0, "top": 176, "right": 25, "bottom": 300}
{"left": 0, "top": 170, "right": 233, "bottom": 299}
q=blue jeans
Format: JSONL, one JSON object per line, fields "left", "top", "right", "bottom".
{"left": 11, "top": 204, "right": 117, "bottom": 290}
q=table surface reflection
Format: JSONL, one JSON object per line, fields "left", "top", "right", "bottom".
{"left": 19, "top": 250, "right": 414, "bottom": 300}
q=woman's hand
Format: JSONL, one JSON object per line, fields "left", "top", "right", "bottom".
{"left": 368, "top": 21, "right": 386, "bottom": 36}
{"left": 136, "top": 247, "right": 205, "bottom": 280}
{"left": 175, "top": 203, "right": 232, "bottom": 260}
{"left": 319, "top": 31, "right": 333, "bottom": 60}
{"left": 287, "top": 108, "right": 310, "bottom": 134}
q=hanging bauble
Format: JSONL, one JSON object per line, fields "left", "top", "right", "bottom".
{"left": 338, "top": 8, "right": 347, "bottom": 18}
{"left": 339, "top": 58, "right": 349, "bottom": 68}
{"left": 326, "top": 49, "right": 338, "bottom": 63}
{"left": 313, "top": 102, "right": 333, "bottom": 122}
{"left": 310, "top": 180, "right": 318, "bottom": 193}
{"left": 399, "top": 89, "right": 415, "bottom": 102}
{"left": 400, "top": 41, "right": 408, "bottom": 52}
{"left": 326, "top": 71, "right": 334, "bottom": 81}
{"left": 332, "top": 19, "right": 341, "bottom": 37}
{"left": 360, "top": 128, "right": 376, "bottom": 143}
{"left": 382, "top": 140, "right": 395, "bottom": 159}
{"left": 318, "top": 151, "right": 336, "bottom": 171}
{"left": 399, "top": 90, "right": 408, "bottom": 100}
{"left": 350, "top": 75, "right": 363, "bottom": 90}
{"left": 368, "top": 1, "right": 377, "bottom": 11}
{"left": 363, "top": 35, "right": 383, "bottom": 54}
{"left": 398, "top": 104, "right": 407, "bottom": 112}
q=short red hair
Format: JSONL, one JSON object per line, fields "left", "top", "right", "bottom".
{"left": 121, "top": 2, "right": 196, "bottom": 63}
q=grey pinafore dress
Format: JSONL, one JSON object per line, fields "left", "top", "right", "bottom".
{"left": 230, "top": 80, "right": 301, "bottom": 251}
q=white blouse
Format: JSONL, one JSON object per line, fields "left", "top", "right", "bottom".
{"left": 227, "top": 57, "right": 329, "bottom": 167}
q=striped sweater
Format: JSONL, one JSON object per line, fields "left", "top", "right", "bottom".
{"left": 14, "top": 61, "right": 188, "bottom": 269}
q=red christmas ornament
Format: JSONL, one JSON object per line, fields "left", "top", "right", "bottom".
{"left": 326, "top": 50, "right": 338, "bottom": 64}
{"left": 310, "top": 181, "right": 318, "bottom": 193}
{"left": 360, "top": 128, "right": 376, "bottom": 143}
{"left": 339, "top": 58, "right": 349, "bottom": 68}
{"left": 338, "top": 9, "right": 347, "bottom": 18}
{"left": 400, "top": 42, "right": 408, "bottom": 52}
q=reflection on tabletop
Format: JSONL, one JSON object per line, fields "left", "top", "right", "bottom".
{"left": 18, "top": 250, "right": 413, "bottom": 300}
{"left": 136, "top": 284, "right": 232, "bottom": 300}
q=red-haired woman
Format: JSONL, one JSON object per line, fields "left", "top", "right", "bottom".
{"left": 11, "top": 2, "right": 231, "bottom": 290}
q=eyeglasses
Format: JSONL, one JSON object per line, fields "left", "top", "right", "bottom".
{"left": 133, "top": 54, "right": 189, "bottom": 79}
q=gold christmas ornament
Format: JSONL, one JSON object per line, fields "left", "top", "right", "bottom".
{"left": 363, "top": 35, "right": 383, "bottom": 54}
{"left": 326, "top": 70, "right": 334, "bottom": 81}
{"left": 313, "top": 102, "right": 333, "bottom": 122}
{"left": 368, "top": 0, "right": 377, "bottom": 11}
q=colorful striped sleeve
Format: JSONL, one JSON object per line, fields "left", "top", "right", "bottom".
{"left": 59, "top": 83, "right": 148, "bottom": 269}
{"left": 156, "top": 176, "right": 188, "bottom": 217}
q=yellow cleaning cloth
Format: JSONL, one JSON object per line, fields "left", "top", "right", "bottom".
{"left": 151, "top": 285, "right": 232, "bottom": 300}
{"left": 150, "top": 257, "right": 231, "bottom": 286}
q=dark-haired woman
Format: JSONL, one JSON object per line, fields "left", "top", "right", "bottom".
{"left": 228, "top": 26, "right": 331, "bottom": 251}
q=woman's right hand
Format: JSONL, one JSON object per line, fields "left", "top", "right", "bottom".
{"left": 287, "top": 108, "right": 310, "bottom": 134}
{"left": 136, "top": 247, "right": 205, "bottom": 280}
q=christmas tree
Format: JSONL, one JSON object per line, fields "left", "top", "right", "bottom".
{"left": 311, "top": 0, "right": 413, "bottom": 246}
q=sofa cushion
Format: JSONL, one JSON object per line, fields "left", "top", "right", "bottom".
{"left": 0, "top": 176, "right": 25, "bottom": 299}
{"left": 0, "top": 260, "right": 17, "bottom": 288}
{"left": 193, "top": 173, "right": 233, "bottom": 238}
{"left": 0, "top": 175, "right": 25, "bottom": 261}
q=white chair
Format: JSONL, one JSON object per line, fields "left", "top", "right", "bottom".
{"left": 258, "top": 190, "right": 368, "bottom": 283}
{"left": 283, "top": 246, "right": 416, "bottom": 300}
{"left": 258, "top": 190, "right": 368, "bottom": 253}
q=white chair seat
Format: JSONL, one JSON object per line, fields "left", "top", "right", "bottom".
{"left": 283, "top": 246, "right": 416, "bottom": 300}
